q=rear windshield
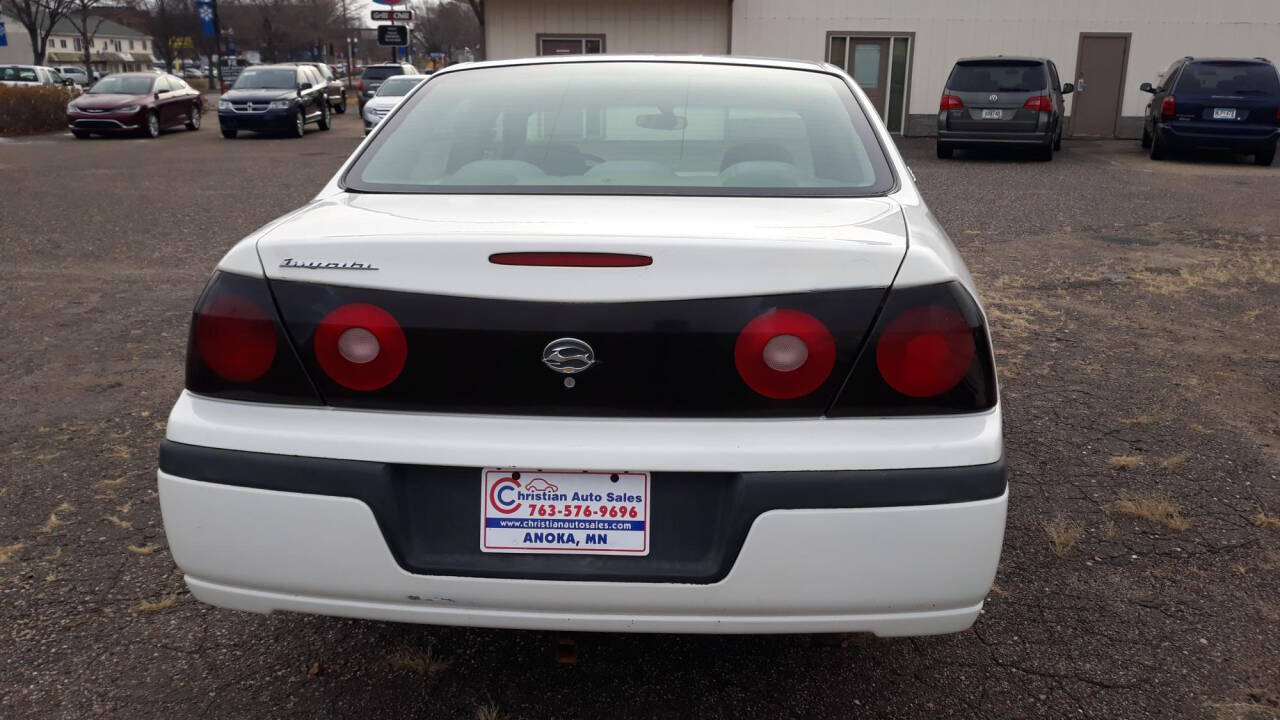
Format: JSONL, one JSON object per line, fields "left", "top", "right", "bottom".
{"left": 947, "top": 61, "right": 1046, "bottom": 93}
{"left": 344, "top": 62, "right": 894, "bottom": 196}
{"left": 362, "top": 67, "right": 404, "bottom": 82}
{"left": 1, "top": 66, "right": 39, "bottom": 82}
{"left": 1175, "top": 62, "right": 1280, "bottom": 95}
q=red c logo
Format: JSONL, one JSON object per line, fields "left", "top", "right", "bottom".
{"left": 488, "top": 476, "right": 522, "bottom": 515}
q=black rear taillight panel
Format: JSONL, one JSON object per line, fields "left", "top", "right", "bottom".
{"left": 270, "top": 279, "right": 889, "bottom": 417}
{"left": 185, "top": 271, "right": 323, "bottom": 405}
{"left": 828, "top": 281, "right": 997, "bottom": 417}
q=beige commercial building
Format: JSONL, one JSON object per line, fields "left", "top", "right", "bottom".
{"left": 483, "top": 0, "right": 1280, "bottom": 137}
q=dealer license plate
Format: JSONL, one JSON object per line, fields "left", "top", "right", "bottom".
{"left": 1212, "top": 108, "right": 1237, "bottom": 120}
{"left": 480, "top": 469, "right": 650, "bottom": 555}
{"left": 981, "top": 109, "right": 1003, "bottom": 120}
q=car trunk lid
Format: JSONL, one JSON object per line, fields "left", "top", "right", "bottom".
{"left": 255, "top": 193, "right": 907, "bottom": 417}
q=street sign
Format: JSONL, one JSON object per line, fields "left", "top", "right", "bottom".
{"left": 0, "top": 20, "right": 8, "bottom": 48}
{"left": 371, "top": 9, "right": 412, "bottom": 21}
{"left": 377, "top": 25, "right": 408, "bottom": 47}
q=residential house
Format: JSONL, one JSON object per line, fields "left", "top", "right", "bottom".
{"left": 44, "top": 16, "right": 155, "bottom": 76}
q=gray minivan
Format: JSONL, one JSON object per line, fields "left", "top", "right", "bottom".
{"left": 937, "top": 56, "right": 1073, "bottom": 161}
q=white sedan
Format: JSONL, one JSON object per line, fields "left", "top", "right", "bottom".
{"left": 158, "top": 55, "right": 1006, "bottom": 637}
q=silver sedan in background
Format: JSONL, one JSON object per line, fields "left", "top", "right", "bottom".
{"left": 362, "top": 74, "right": 428, "bottom": 135}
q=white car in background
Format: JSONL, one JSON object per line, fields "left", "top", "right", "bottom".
{"left": 52, "top": 66, "right": 93, "bottom": 86}
{"left": 362, "top": 74, "right": 427, "bottom": 134}
{"left": 158, "top": 55, "right": 1006, "bottom": 637}
{"left": 0, "top": 64, "right": 73, "bottom": 88}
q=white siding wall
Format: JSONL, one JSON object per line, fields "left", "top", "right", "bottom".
{"left": 732, "top": 0, "right": 1280, "bottom": 119}
{"left": 486, "top": 0, "right": 730, "bottom": 59}
{"left": 0, "top": 13, "right": 37, "bottom": 65}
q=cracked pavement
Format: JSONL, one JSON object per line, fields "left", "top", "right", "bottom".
{"left": 1, "top": 118, "right": 1278, "bottom": 719}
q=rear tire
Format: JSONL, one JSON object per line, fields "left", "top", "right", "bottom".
{"left": 1035, "top": 144, "right": 1053, "bottom": 161}
{"left": 1255, "top": 143, "right": 1276, "bottom": 167}
{"left": 936, "top": 143, "right": 953, "bottom": 159}
{"left": 72, "top": 130, "right": 90, "bottom": 139}
{"left": 185, "top": 103, "right": 201, "bottom": 131}
{"left": 1149, "top": 130, "right": 1167, "bottom": 160}
{"left": 1053, "top": 130, "right": 1062, "bottom": 151}
{"left": 334, "top": 92, "right": 347, "bottom": 114}
{"left": 318, "top": 102, "right": 331, "bottom": 131}
{"left": 220, "top": 127, "right": 237, "bottom": 139}
{"left": 1141, "top": 127, "right": 1152, "bottom": 149}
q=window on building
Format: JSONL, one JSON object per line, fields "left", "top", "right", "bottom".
{"left": 827, "top": 33, "right": 913, "bottom": 134}
{"left": 74, "top": 38, "right": 82, "bottom": 51}
{"left": 114, "top": 40, "right": 122, "bottom": 52}
{"left": 537, "top": 35, "right": 605, "bottom": 56}
{"left": 129, "top": 40, "right": 135, "bottom": 50}
{"left": 60, "top": 39, "right": 66, "bottom": 48}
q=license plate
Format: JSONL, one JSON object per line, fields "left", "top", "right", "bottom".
{"left": 481, "top": 469, "right": 650, "bottom": 555}
{"left": 1213, "top": 108, "right": 1237, "bottom": 120}
{"left": 981, "top": 109, "right": 1003, "bottom": 120}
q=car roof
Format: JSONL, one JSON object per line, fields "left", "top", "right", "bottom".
{"left": 105, "top": 72, "right": 160, "bottom": 78}
{"left": 1184, "top": 57, "right": 1273, "bottom": 65}
{"left": 954, "top": 56, "right": 1049, "bottom": 64}
{"left": 431, "top": 54, "right": 832, "bottom": 79}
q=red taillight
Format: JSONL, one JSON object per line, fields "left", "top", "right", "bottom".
{"left": 940, "top": 94, "right": 963, "bottom": 111}
{"left": 734, "top": 309, "right": 836, "bottom": 400}
{"left": 357, "top": 79, "right": 363, "bottom": 92}
{"left": 1023, "top": 96, "right": 1052, "bottom": 112}
{"left": 314, "top": 303, "right": 407, "bottom": 391}
{"left": 1161, "top": 95, "right": 1176, "bottom": 117}
{"left": 875, "top": 305, "right": 975, "bottom": 398}
{"left": 489, "top": 252, "right": 652, "bottom": 268}
{"left": 194, "top": 294, "right": 277, "bottom": 382}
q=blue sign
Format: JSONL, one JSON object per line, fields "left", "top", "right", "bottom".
{"left": 0, "top": 20, "right": 8, "bottom": 47}
{"left": 196, "top": 0, "right": 216, "bottom": 37}
{"left": 370, "top": 0, "right": 406, "bottom": 6}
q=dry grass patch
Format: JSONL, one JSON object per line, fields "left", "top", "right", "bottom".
{"left": 136, "top": 594, "right": 178, "bottom": 614}
{"left": 1134, "top": 255, "right": 1280, "bottom": 296}
{"left": 0, "top": 542, "right": 27, "bottom": 564}
{"left": 988, "top": 584, "right": 1007, "bottom": 597}
{"left": 386, "top": 647, "right": 451, "bottom": 676}
{"left": 1251, "top": 511, "right": 1280, "bottom": 531}
{"left": 1108, "top": 455, "right": 1144, "bottom": 470}
{"left": 1043, "top": 517, "right": 1083, "bottom": 557}
{"left": 475, "top": 704, "right": 510, "bottom": 720}
{"left": 1123, "top": 415, "right": 1155, "bottom": 427}
{"left": 1112, "top": 498, "right": 1192, "bottom": 531}
{"left": 128, "top": 543, "right": 160, "bottom": 555}
{"left": 103, "top": 515, "right": 133, "bottom": 530}
{"left": 1158, "top": 455, "right": 1186, "bottom": 471}
{"left": 40, "top": 503, "right": 74, "bottom": 532}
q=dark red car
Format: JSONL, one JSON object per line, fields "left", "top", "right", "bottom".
{"left": 66, "top": 72, "right": 203, "bottom": 139}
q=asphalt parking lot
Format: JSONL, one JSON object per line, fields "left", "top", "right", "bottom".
{"left": 1, "top": 113, "right": 1278, "bottom": 719}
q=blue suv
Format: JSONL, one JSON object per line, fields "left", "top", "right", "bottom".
{"left": 1141, "top": 57, "right": 1280, "bottom": 166}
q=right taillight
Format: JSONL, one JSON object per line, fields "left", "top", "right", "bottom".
{"left": 1161, "top": 95, "right": 1176, "bottom": 117}
{"left": 940, "top": 94, "right": 963, "bottom": 111}
{"left": 828, "top": 282, "right": 996, "bottom": 416}
{"left": 186, "top": 271, "right": 322, "bottom": 405}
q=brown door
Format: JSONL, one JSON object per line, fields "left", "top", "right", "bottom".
{"left": 1070, "top": 34, "right": 1130, "bottom": 137}
{"left": 848, "top": 39, "right": 890, "bottom": 116}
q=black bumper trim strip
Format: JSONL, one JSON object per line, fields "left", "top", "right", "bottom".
{"left": 159, "top": 440, "right": 1006, "bottom": 584}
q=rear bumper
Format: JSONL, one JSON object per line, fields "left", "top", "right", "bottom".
{"left": 156, "top": 393, "right": 1007, "bottom": 635}
{"left": 159, "top": 470, "right": 1007, "bottom": 635}
{"left": 1158, "top": 124, "right": 1280, "bottom": 151}
{"left": 937, "top": 129, "right": 1051, "bottom": 146}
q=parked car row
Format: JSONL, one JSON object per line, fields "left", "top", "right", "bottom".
{"left": 935, "top": 54, "right": 1279, "bottom": 166}
{"left": 217, "top": 64, "right": 333, "bottom": 139}
{"left": 0, "top": 64, "right": 76, "bottom": 88}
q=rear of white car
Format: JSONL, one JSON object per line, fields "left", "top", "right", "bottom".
{"left": 159, "top": 56, "right": 1005, "bottom": 636}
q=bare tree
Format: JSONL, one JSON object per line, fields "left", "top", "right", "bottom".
{"left": 129, "top": 0, "right": 195, "bottom": 68}
{"left": 462, "top": 0, "right": 481, "bottom": 59}
{"left": 64, "top": 0, "right": 105, "bottom": 79}
{"left": 2, "top": 0, "right": 77, "bottom": 64}
{"left": 409, "top": 0, "right": 480, "bottom": 61}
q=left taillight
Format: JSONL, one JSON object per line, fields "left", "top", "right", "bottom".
{"left": 186, "top": 271, "right": 322, "bottom": 405}
{"left": 828, "top": 281, "right": 997, "bottom": 416}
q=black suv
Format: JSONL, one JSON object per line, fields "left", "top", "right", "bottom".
{"left": 290, "top": 61, "right": 347, "bottom": 114}
{"left": 358, "top": 63, "right": 418, "bottom": 114}
{"left": 218, "top": 64, "right": 332, "bottom": 138}
{"left": 937, "top": 56, "right": 1073, "bottom": 161}
{"left": 1141, "top": 57, "right": 1279, "bottom": 165}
